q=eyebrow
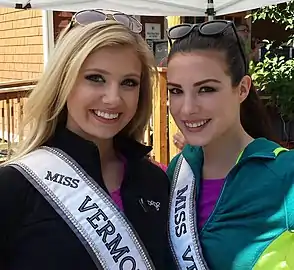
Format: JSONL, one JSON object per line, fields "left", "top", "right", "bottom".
{"left": 167, "top": 78, "right": 221, "bottom": 88}
{"left": 83, "top": 68, "right": 141, "bottom": 79}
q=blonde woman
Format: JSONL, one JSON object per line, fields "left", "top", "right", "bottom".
{"left": 0, "top": 10, "right": 174, "bottom": 270}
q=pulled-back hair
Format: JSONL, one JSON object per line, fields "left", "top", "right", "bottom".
{"left": 168, "top": 24, "right": 275, "bottom": 141}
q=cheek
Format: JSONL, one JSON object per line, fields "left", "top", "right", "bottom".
{"left": 214, "top": 96, "right": 240, "bottom": 124}
{"left": 213, "top": 91, "right": 239, "bottom": 112}
{"left": 169, "top": 97, "right": 182, "bottom": 116}
{"left": 125, "top": 89, "right": 140, "bottom": 112}
{"left": 66, "top": 91, "right": 80, "bottom": 112}
{"left": 67, "top": 95, "right": 86, "bottom": 116}
{"left": 67, "top": 85, "right": 90, "bottom": 107}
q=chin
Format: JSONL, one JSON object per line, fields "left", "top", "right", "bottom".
{"left": 185, "top": 136, "right": 211, "bottom": 147}
{"left": 178, "top": 121, "right": 214, "bottom": 148}
{"left": 83, "top": 127, "right": 121, "bottom": 141}
{"left": 92, "top": 131, "right": 120, "bottom": 140}
{"left": 181, "top": 127, "right": 212, "bottom": 147}
{"left": 86, "top": 121, "right": 124, "bottom": 139}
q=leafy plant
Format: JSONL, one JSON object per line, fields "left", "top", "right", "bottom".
{"left": 250, "top": 52, "right": 294, "bottom": 120}
{"left": 250, "top": 1, "right": 294, "bottom": 45}
{"left": 248, "top": 0, "right": 294, "bottom": 120}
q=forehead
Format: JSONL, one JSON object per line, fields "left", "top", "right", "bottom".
{"left": 81, "top": 46, "right": 141, "bottom": 72}
{"left": 167, "top": 51, "right": 229, "bottom": 82}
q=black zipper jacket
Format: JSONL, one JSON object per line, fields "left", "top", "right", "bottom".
{"left": 0, "top": 127, "right": 175, "bottom": 270}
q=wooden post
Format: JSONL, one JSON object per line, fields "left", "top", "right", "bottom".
{"left": 6, "top": 98, "right": 11, "bottom": 158}
{"left": 153, "top": 68, "right": 168, "bottom": 165}
{"left": 168, "top": 111, "right": 180, "bottom": 161}
{"left": 167, "top": 16, "right": 182, "bottom": 162}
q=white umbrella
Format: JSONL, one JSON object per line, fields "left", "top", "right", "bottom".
{"left": 0, "top": 0, "right": 291, "bottom": 16}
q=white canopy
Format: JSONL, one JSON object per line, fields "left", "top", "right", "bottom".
{"left": 0, "top": 0, "right": 291, "bottom": 16}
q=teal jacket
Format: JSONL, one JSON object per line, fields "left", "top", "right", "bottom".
{"left": 167, "top": 138, "right": 294, "bottom": 269}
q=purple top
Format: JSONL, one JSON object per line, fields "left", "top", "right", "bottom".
{"left": 109, "top": 156, "right": 126, "bottom": 211}
{"left": 111, "top": 188, "right": 124, "bottom": 211}
{"left": 198, "top": 178, "right": 225, "bottom": 229}
{"left": 110, "top": 160, "right": 167, "bottom": 212}
{"left": 110, "top": 161, "right": 225, "bottom": 225}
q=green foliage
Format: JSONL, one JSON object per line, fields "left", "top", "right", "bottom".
{"left": 248, "top": 0, "right": 294, "bottom": 120}
{"left": 249, "top": 0, "right": 294, "bottom": 45}
{"left": 250, "top": 52, "right": 294, "bottom": 120}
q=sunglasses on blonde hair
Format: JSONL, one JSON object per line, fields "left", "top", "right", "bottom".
{"left": 70, "top": 9, "right": 142, "bottom": 34}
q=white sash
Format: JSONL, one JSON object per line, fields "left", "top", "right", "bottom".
{"left": 168, "top": 154, "right": 209, "bottom": 270}
{"left": 9, "top": 147, "right": 155, "bottom": 270}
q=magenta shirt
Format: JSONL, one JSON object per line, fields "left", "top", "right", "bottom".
{"left": 198, "top": 178, "right": 225, "bottom": 229}
{"left": 109, "top": 156, "right": 126, "bottom": 211}
{"left": 156, "top": 163, "right": 224, "bottom": 228}
{"left": 110, "top": 160, "right": 167, "bottom": 212}
{"left": 111, "top": 188, "right": 124, "bottom": 211}
{"left": 110, "top": 159, "right": 224, "bottom": 230}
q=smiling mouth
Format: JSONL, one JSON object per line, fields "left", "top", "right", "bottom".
{"left": 90, "top": 109, "right": 122, "bottom": 122}
{"left": 184, "top": 119, "right": 211, "bottom": 129}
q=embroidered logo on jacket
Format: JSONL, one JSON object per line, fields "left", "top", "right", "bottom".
{"left": 147, "top": 200, "right": 161, "bottom": 211}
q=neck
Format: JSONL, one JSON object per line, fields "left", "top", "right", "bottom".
{"left": 95, "top": 138, "right": 117, "bottom": 165}
{"left": 65, "top": 121, "right": 118, "bottom": 165}
{"left": 202, "top": 124, "right": 253, "bottom": 179}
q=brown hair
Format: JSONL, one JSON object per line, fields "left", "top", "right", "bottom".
{"left": 168, "top": 26, "right": 275, "bottom": 140}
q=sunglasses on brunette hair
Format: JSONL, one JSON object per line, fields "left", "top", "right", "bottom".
{"left": 167, "top": 20, "right": 247, "bottom": 70}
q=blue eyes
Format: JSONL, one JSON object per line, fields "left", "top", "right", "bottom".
{"left": 85, "top": 74, "right": 104, "bottom": 83}
{"left": 85, "top": 74, "right": 139, "bottom": 88}
{"left": 122, "top": 79, "right": 139, "bottom": 87}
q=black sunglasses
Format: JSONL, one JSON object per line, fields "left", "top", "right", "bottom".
{"left": 70, "top": 9, "right": 142, "bottom": 34}
{"left": 167, "top": 20, "right": 247, "bottom": 72}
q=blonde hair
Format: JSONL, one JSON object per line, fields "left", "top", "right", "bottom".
{"left": 8, "top": 20, "right": 157, "bottom": 162}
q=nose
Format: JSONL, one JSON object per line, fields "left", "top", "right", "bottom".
{"left": 181, "top": 95, "right": 200, "bottom": 116}
{"left": 102, "top": 83, "right": 121, "bottom": 107}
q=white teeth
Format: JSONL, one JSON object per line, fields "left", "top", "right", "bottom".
{"left": 94, "top": 110, "right": 119, "bottom": 120}
{"left": 185, "top": 119, "right": 209, "bottom": 128}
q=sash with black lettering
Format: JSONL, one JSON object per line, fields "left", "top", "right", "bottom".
{"left": 9, "top": 147, "right": 155, "bottom": 270}
{"left": 168, "top": 154, "right": 209, "bottom": 270}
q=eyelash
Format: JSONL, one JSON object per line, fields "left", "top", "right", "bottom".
{"left": 168, "top": 88, "right": 183, "bottom": 95}
{"left": 85, "top": 74, "right": 139, "bottom": 88}
{"left": 122, "top": 79, "right": 139, "bottom": 87}
{"left": 85, "top": 74, "right": 105, "bottom": 83}
{"left": 168, "top": 86, "right": 216, "bottom": 95}
{"left": 199, "top": 86, "right": 216, "bottom": 93}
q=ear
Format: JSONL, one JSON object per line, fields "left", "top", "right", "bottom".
{"left": 238, "top": 75, "right": 251, "bottom": 103}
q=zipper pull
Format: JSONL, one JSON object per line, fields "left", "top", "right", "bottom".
{"left": 139, "top": 198, "right": 148, "bottom": 212}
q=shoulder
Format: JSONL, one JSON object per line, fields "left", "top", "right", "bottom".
{"left": 0, "top": 165, "right": 31, "bottom": 232}
{"left": 262, "top": 149, "right": 294, "bottom": 230}
{"left": 139, "top": 157, "right": 169, "bottom": 178}
{"left": 0, "top": 164, "right": 30, "bottom": 191}
{"left": 132, "top": 157, "right": 170, "bottom": 188}
{"left": 0, "top": 165, "right": 31, "bottom": 204}
{"left": 166, "top": 145, "right": 201, "bottom": 181}
{"left": 166, "top": 153, "right": 181, "bottom": 181}
{"left": 149, "top": 159, "right": 168, "bottom": 172}
{"left": 264, "top": 148, "right": 294, "bottom": 178}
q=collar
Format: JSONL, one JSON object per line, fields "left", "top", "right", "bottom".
{"left": 237, "top": 137, "right": 281, "bottom": 162}
{"left": 182, "top": 137, "right": 282, "bottom": 172}
{"left": 44, "top": 125, "right": 152, "bottom": 183}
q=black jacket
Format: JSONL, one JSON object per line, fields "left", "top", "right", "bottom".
{"left": 0, "top": 127, "right": 175, "bottom": 270}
